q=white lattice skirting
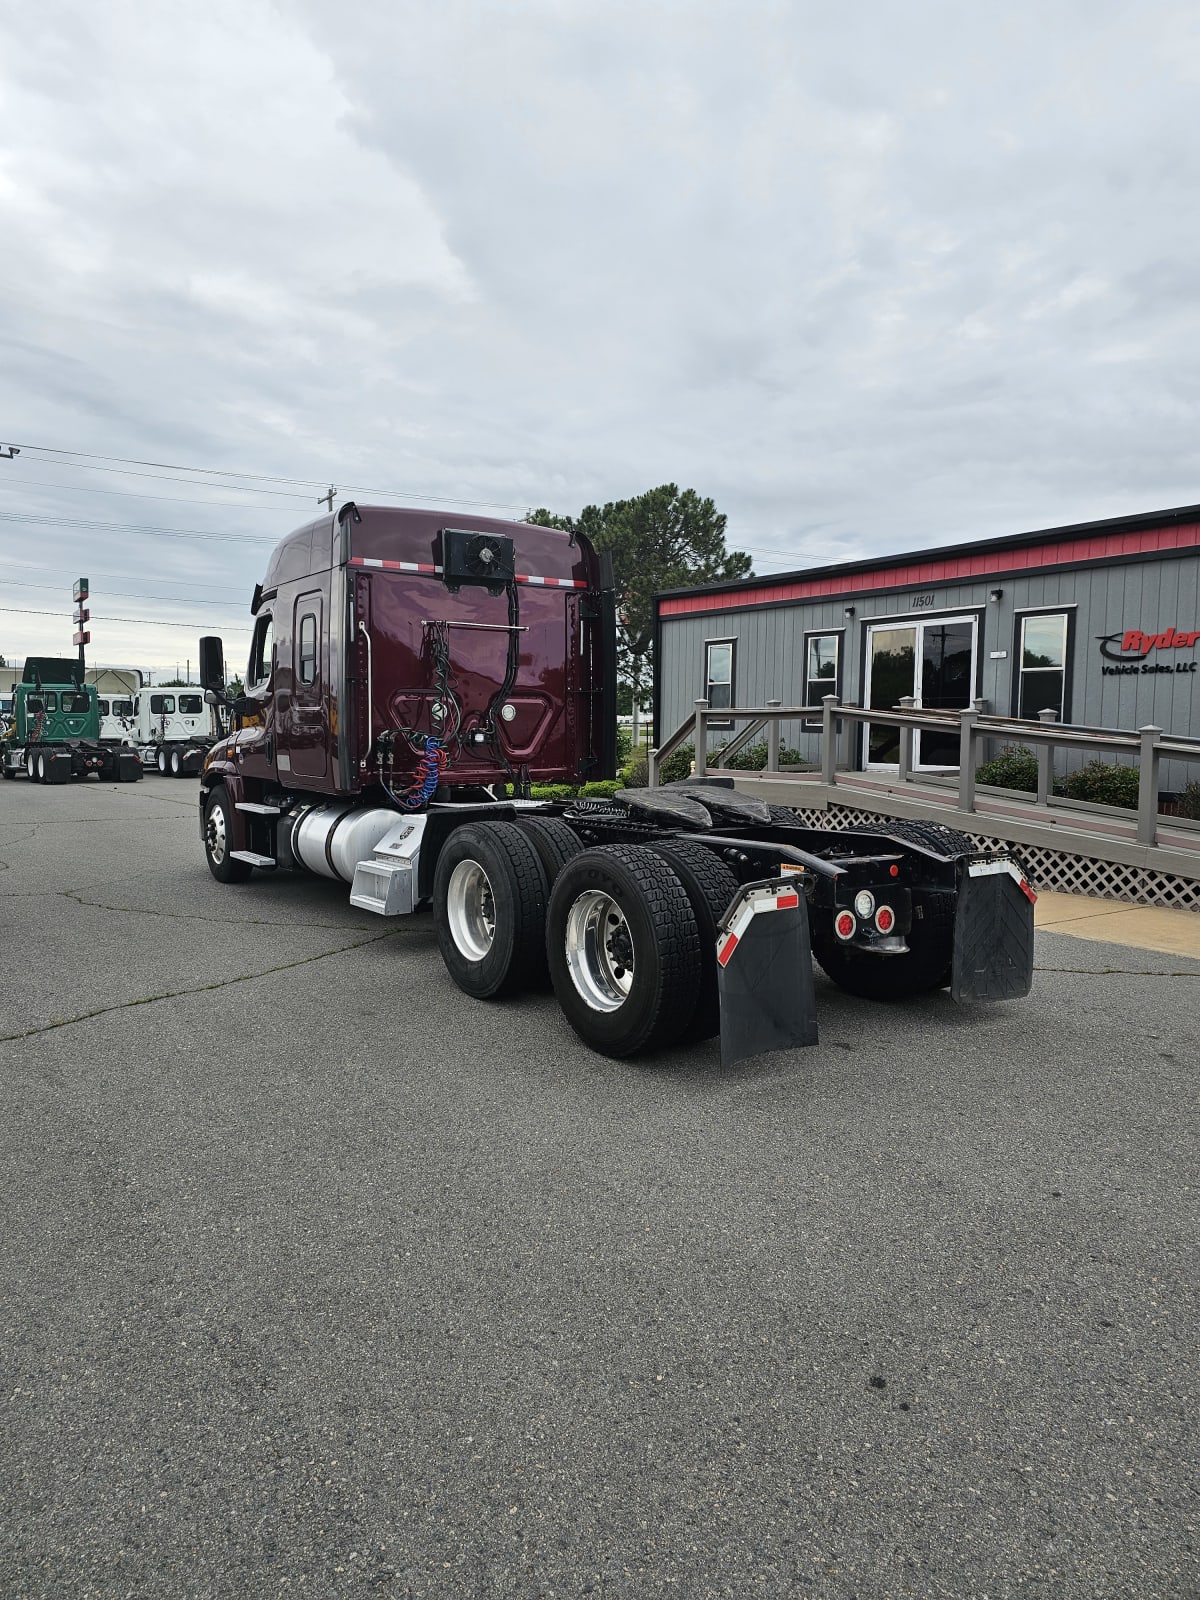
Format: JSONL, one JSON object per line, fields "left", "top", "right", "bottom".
{"left": 785, "top": 804, "right": 1200, "bottom": 914}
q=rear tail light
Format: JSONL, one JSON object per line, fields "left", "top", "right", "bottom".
{"left": 874, "top": 904, "right": 895, "bottom": 934}
{"left": 853, "top": 890, "right": 876, "bottom": 919}
{"left": 834, "top": 910, "right": 856, "bottom": 941}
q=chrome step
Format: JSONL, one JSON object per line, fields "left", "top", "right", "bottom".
{"left": 235, "top": 802, "right": 283, "bottom": 815}
{"left": 230, "top": 850, "right": 276, "bottom": 867}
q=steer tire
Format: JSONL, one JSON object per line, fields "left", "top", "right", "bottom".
{"left": 547, "top": 845, "right": 702, "bottom": 1058}
{"left": 649, "top": 839, "right": 739, "bottom": 1041}
{"left": 433, "top": 822, "right": 550, "bottom": 999}
{"left": 512, "top": 816, "right": 583, "bottom": 888}
{"left": 203, "top": 786, "right": 253, "bottom": 884}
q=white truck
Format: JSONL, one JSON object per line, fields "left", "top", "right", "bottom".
{"left": 124, "top": 689, "right": 216, "bottom": 776}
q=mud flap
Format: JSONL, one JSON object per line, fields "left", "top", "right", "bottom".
{"left": 717, "top": 878, "right": 819, "bottom": 1067}
{"left": 117, "top": 751, "right": 144, "bottom": 782}
{"left": 951, "top": 858, "right": 1036, "bottom": 1002}
{"left": 46, "top": 752, "right": 73, "bottom": 784}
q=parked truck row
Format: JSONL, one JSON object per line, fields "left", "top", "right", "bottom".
{"left": 2, "top": 666, "right": 221, "bottom": 782}
{"left": 196, "top": 503, "right": 1035, "bottom": 1066}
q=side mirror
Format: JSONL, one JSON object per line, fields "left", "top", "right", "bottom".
{"left": 204, "top": 688, "right": 220, "bottom": 707}
{"left": 199, "top": 635, "right": 225, "bottom": 693}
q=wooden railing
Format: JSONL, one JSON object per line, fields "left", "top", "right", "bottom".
{"left": 649, "top": 695, "right": 1200, "bottom": 850}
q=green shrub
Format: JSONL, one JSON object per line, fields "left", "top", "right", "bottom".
{"left": 974, "top": 744, "right": 1038, "bottom": 793}
{"left": 710, "top": 739, "right": 811, "bottom": 771}
{"left": 527, "top": 778, "right": 629, "bottom": 802}
{"left": 1054, "top": 760, "right": 1140, "bottom": 809}
{"left": 1177, "top": 780, "right": 1200, "bottom": 821}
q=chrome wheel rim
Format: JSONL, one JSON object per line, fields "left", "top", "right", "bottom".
{"left": 564, "top": 890, "right": 635, "bottom": 1012}
{"left": 446, "top": 859, "right": 496, "bottom": 960}
{"left": 26, "top": 754, "right": 35, "bottom": 779}
{"left": 158, "top": 748, "right": 167, "bottom": 773}
{"left": 206, "top": 803, "right": 227, "bottom": 864}
{"left": 37, "top": 754, "right": 46, "bottom": 781}
{"left": 171, "top": 751, "right": 180, "bottom": 775}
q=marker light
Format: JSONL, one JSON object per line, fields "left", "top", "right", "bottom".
{"left": 853, "top": 890, "right": 876, "bottom": 920}
{"left": 834, "top": 910, "right": 856, "bottom": 941}
{"left": 874, "top": 905, "right": 895, "bottom": 934}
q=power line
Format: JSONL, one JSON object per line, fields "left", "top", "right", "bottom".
{"left": 0, "top": 474, "right": 305, "bottom": 510}
{"left": 4, "top": 562, "right": 241, "bottom": 597}
{"left": 12, "top": 440, "right": 532, "bottom": 512}
{"left": 0, "top": 510, "right": 277, "bottom": 544}
{"left": 2, "top": 577, "right": 242, "bottom": 609}
{"left": 0, "top": 605, "right": 250, "bottom": 631}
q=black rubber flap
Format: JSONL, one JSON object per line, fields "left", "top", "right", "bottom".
{"left": 613, "top": 788, "right": 712, "bottom": 828}
{"left": 664, "top": 782, "right": 773, "bottom": 825}
{"left": 951, "top": 862, "right": 1035, "bottom": 1002}
{"left": 717, "top": 880, "right": 819, "bottom": 1066}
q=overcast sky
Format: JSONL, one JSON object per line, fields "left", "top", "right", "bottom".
{"left": 3, "top": 0, "right": 1200, "bottom": 675}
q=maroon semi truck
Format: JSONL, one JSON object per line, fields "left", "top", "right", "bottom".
{"left": 199, "top": 503, "right": 1035, "bottom": 1064}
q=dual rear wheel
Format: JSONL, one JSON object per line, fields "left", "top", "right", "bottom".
{"left": 433, "top": 820, "right": 725, "bottom": 1058}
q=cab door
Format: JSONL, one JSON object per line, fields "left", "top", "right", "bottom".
{"left": 288, "top": 592, "right": 327, "bottom": 780}
{"left": 234, "top": 608, "right": 278, "bottom": 784}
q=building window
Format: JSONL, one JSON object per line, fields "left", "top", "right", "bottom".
{"left": 803, "top": 631, "right": 841, "bottom": 726}
{"left": 704, "top": 639, "right": 735, "bottom": 727}
{"left": 299, "top": 613, "right": 317, "bottom": 685}
{"left": 1016, "top": 611, "right": 1070, "bottom": 720}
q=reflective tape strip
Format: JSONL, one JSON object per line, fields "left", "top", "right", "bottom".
{"left": 348, "top": 557, "right": 443, "bottom": 574}
{"left": 716, "top": 889, "right": 801, "bottom": 967}
{"left": 968, "top": 858, "right": 1037, "bottom": 903}
{"left": 348, "top": 556, "right": 587, "bottom": 588}
{"left": 514, "top": 574, "right": 589, "bottom": 589}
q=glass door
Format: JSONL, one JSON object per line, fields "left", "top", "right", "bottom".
{"left": 864, "top": 626, "right": 916, "bottom": 766}
{"left": 864, "top": 615, "right": 978, "bottom": 770}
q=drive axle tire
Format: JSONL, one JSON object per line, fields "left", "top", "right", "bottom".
{"left": 547, "top": 845, "right": 701, "bottom": 1058}
{"left": 170, "top": 748, "right": 182, "bottom": 777}
{"left": 513, "top": 816, "right": 582, "bottom": 888}
{"left": 650, "top": 839, "right": 739, "bottom": 1041}
{"left": 433, "top": 822, "right": 549, "bottom": 999}
{"left": 203, "top": 786, "right": 253, "bottom": 883}
{"left": 36, "top": 752, "right": 47, "bottom": 783}
{"left": 26, "top": 751, "right": 38, "bottom": 782}
{"left": 157, "top": 747, "right": 169, "bottom": 776}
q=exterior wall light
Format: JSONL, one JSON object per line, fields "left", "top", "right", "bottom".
{"left": 989, "top": 588, "right": 1003, "bottom": 602}
{"left": 844, "top": 605, "right": 856, "bottom": 617}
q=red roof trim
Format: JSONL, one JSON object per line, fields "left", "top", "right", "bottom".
{"left": 658, "top": 522, "right": 1200, "bottom": 618}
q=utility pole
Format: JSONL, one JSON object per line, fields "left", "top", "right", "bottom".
{"left": 72, "top": 578, "right": 90, "bottom": 682}
{"left": 0, "top": 444, "right": 18, "bottom": 460}
{"left": 318, "top": 485, "right": 337, "bottom": 511}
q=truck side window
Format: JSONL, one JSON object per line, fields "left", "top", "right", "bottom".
{"left": 150, "top": 694, "right": 176, "bottom": 715}
{"left": 64, "top": 693, "right": 90, "bottom": 713}
{"left": 298, "top": 614, "right": 317, "bottom": 684}
{"left": 98, "top": 699, "right": 110, "bottom": 717}
{"left": 248, "top": 614, "right": 274, "bottom": 688}
{"left": 179, "top": 695, "right": 203, "bottom": 714}
{"left": 114, "top": 699, "right": 134, "bottom": 717}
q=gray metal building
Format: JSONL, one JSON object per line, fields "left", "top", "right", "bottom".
{"left": 654, "top": 503, "right": 1200, "bottom": 787}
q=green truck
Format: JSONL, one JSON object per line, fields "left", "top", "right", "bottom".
{"left": 1, "top": 658, "right": 142, "bottom": 784}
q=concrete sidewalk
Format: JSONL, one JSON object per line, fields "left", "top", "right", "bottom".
{"left": 1035, "top": 890, "right": 1200, "bottom": 958}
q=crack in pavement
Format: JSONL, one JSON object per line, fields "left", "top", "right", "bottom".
{"left": 1034, "top": 963, "right": 1199, "bottom": 978}
{"left": 0, "top": 926, "right": 407, "bottom": 1043}
{"left": 62, "top": 888, "right": 380, "bottom": 932}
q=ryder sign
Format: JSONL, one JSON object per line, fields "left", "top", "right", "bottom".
{"left": 1097, "top": 624, "right": 1200, "bottom": 676}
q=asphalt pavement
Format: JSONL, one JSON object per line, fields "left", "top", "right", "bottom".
{"left": 1, "top": 776, "right": 1197, "bottom": 1600}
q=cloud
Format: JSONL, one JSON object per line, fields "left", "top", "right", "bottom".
{"left": 3, "top": 0, "right": 1200, "bottom": 669}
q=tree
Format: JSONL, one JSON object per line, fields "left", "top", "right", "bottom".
{"left": 527, "top": 485, "right": 752, "bottom": 739}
